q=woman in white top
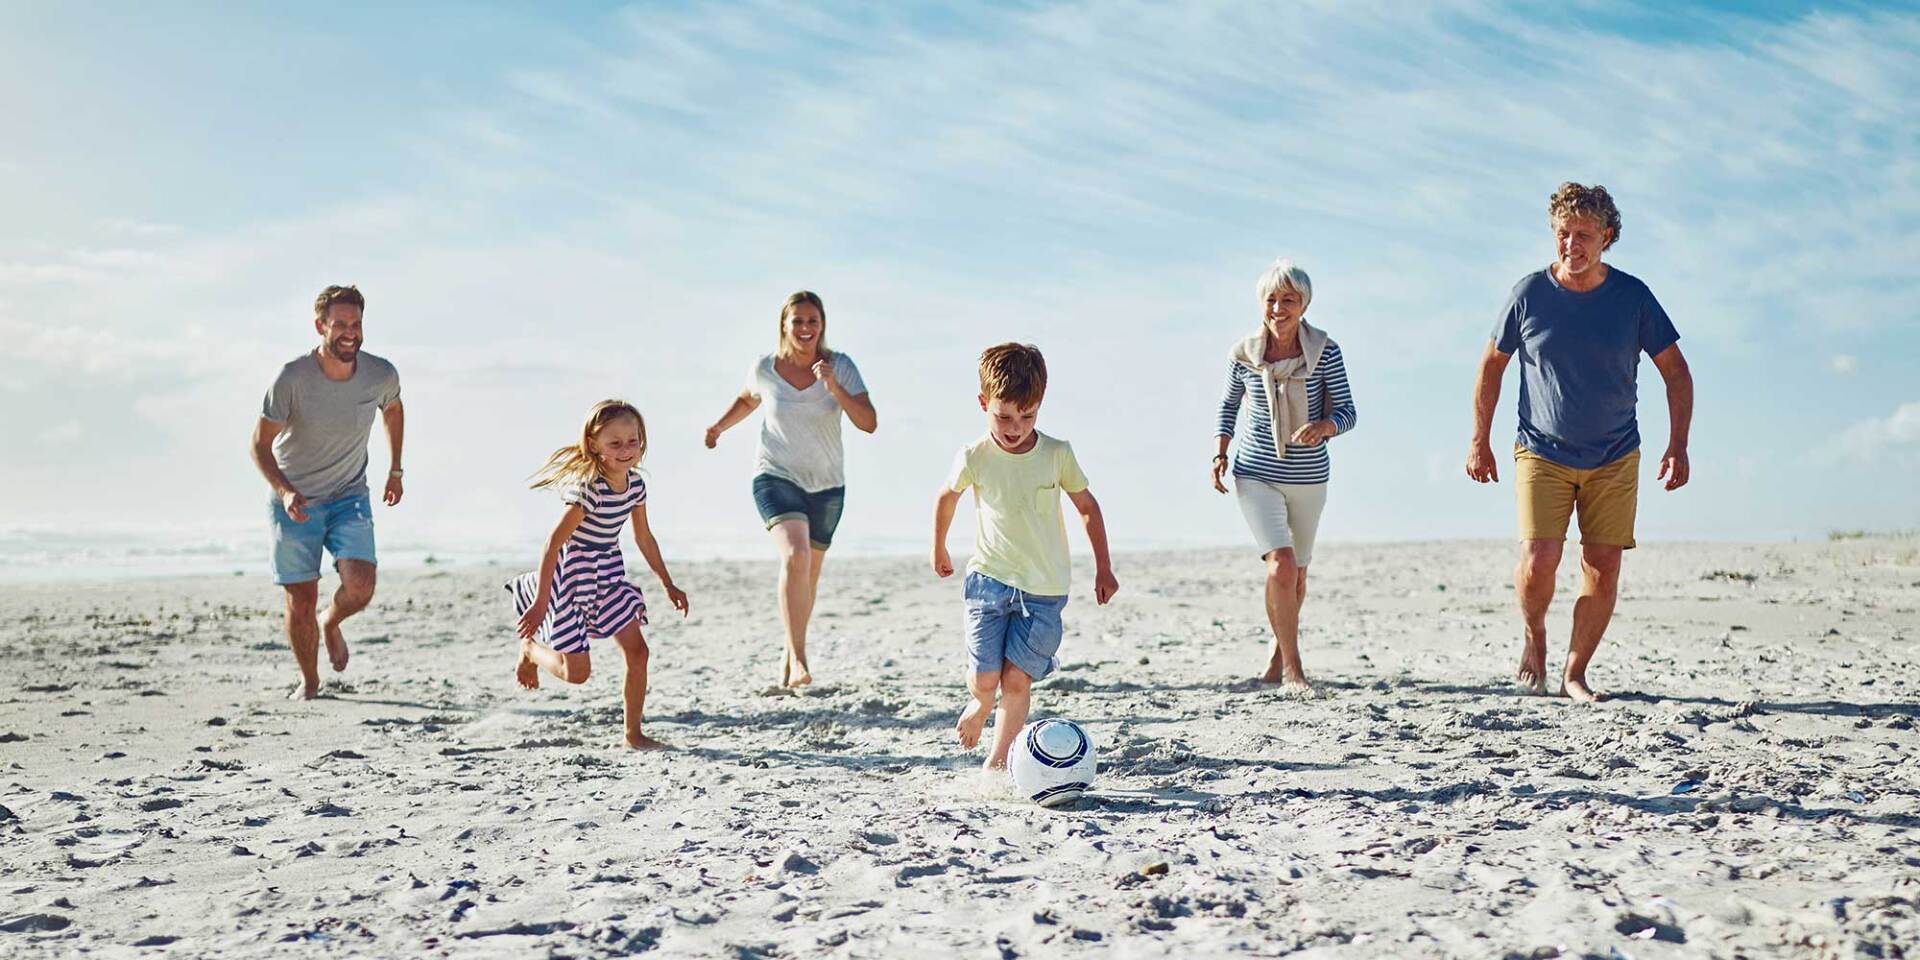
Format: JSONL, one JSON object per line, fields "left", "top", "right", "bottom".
{"left": 705, "top": 291, "right": 878, "bottom": 687}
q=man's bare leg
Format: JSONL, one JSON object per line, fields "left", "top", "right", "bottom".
{"left": 282, "top": 581, "right": 322, "bottom": 699}
{"left": 984, "top": 664, "right": 1033, "bottom": 770}
{"left": 772, "top": 520, "right": 816, "bottom": 686}
{"left": 319, "top": 559, "right": 376, "bottom": 673}
{"left": 1258, "top": 549, "right": 1309, "bottom": 689}
{"left": 1515, "top": 539, "right": 1562, "bottom": 693}
{"left": 1564, "top": 543, "right": 1623, "bottom": 702}
{"left": 614, "top": 624, "right": 666, "bottom": 749}
{"left": 957, "top": 669, "right": 998, "bottom": 749}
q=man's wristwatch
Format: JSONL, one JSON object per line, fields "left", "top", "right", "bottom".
{"left": 389, "top": 469, "right": 405, "bottom": 478}
{"left": 1211, "top": 453, "right": 1228, "bottom": 463}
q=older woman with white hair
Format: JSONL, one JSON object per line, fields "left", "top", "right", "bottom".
{"left": 1211, "top": 259, "right": 1358, "bottom": 692}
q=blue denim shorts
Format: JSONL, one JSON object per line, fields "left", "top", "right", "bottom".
{"left": 963, "top": 572, "right": 1068, "bottom": 681}
{"left": 751, "top": 473, "right": 846, "bottom": 550}
{"left": 269, "top": 493, "right": 377, "bottom": 585}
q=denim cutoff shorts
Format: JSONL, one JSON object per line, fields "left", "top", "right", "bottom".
{"left": 752, "top": 473, "right": 846, "bottom": 550}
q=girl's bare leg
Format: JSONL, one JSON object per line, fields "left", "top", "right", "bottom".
{"left": 520, "top": 639, "right": 590, "bottom": 684}
{"left": 614, "top": 623, "right": 666, "bottom": 749}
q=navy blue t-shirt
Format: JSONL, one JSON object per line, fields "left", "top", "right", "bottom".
{"left": 1492, "top": 267, "right": 1680, "bottom": 469}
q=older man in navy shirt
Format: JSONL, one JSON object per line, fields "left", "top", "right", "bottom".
{"left": 1467, "top": 183, "right": 1695, "bottom": 702}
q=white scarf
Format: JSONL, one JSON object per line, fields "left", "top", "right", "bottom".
{"left": 1230, "top": 320, "right": 1327, "bottom": 461}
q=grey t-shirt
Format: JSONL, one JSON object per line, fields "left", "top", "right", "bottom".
{"left": 746, "top": 352, "right": 867, "bottom": 493}
{"left": 261, "top": 351, "right": 402, "bottom": 502}
{"left": 1492, "top": 267, "right": 1679, "bottom": 469}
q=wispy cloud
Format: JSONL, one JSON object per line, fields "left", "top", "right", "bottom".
{"left": 1836, "top": 401, "right": 1920, "bottom": 462}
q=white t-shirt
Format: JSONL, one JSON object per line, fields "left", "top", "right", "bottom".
{"left": 745, "top": 352, "right": 868, "bottom": 492}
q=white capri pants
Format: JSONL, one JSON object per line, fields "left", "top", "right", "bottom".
{"left": 1234, "top": 478, "right": 1329, "bottom": 566}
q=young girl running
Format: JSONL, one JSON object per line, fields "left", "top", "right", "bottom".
{"left": 508, "top": 400, "right": 689, "bottom": 749}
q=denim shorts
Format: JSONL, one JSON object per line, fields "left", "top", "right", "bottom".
{"left": 963, "top": 572, "right": 1068, "bottom": 681}
{"left": 751, "top": 473, "right": 846, "bottom": 550}
{"left": 269, "top": 493, "right": 377, "bottom": 585}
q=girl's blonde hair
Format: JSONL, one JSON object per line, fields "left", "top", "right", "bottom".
{"left": 530, "top": 400, "right": 647, "bottom": 490}
{"left": 775, "top": 290, "right": 833, "bottom": 361}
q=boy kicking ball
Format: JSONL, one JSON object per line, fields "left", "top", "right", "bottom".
{"left": 931, "top": 342, "right": 1118, "bottom": 775}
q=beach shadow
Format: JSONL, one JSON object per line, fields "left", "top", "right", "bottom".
{"left": 329, "top": 695, "right": 480, "bottom": 712}
{"left": 1085, "top": 787, "right": 1221, "bottom": 815}
{"left": 1396, "top": 680, "right": 1542, "bottom": 698}
{"left": 652, "top": 704, "right": 945, "bottom": 733}
{"left": 1101, "top": 754, "right": 1345, "bottom": 778}
{"left": 1608, "top": 692, "right": 1920, "bottom": 719}
{"left": 1276, "top": 780, "right": 1920, "bottom": 830}
{"left": 677, "top": 744, "right": 945, "bottom": 773}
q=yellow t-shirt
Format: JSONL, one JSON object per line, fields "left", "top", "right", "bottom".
{"left": 946, "top": 432, "right": 1089, "bottom": 597}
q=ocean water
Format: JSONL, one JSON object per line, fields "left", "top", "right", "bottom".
{"left": 0, "top": 528, "right": 476, "bottom": 584}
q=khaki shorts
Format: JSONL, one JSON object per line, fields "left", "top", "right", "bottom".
{"left": 1514, "top": 445, "right": 1639, "bottom": 549}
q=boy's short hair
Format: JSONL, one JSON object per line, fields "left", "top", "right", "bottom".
{"left": 978, "top": 342, "right": 1047, "bottom": 408}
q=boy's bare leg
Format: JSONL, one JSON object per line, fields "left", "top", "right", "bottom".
{"left": 522, "top": 640, "right": 591, "bottom": 685}
{"left": 957, "top": 669, "right": 998, "bottom": 749}
{"left": 1258, "top": 549, "right": 1309, "bottom": 689}
{"left": 615, "top": 624, "right": 667, "bottom": 749}
{"left": 1515, "top": 540, "right": 1561, "bottom": 693}
{"left": 319, "top": 559, "right": 377, "bottom": 673}
{"left": 984, "top": 663, "right": 1034, "bottom": 770}
{"left": 772, "top": 520, "right": 815, "bottom": 686}
{"left": 1564, "top": 544, "right": 1622, "bottom": 703}
{"left": 282, "top": 581, "right": 322, "bottom": 700}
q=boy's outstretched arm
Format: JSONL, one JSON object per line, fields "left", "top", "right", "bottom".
{"left": 931, "top": 488, "right": 963, "bottom": 577}
{"left": 1065, "top": 488, "right": 1118, "bottom": 604}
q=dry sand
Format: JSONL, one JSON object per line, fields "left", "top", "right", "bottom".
{"left": 2, "top": 538, "right": 1917, "bottom": 958}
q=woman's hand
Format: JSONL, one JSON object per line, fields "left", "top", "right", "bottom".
{"left": 811, "top": 358, "right": 838, "bottom": 391}
{"left": 931, "top": 545, "right": 954, "bottom": 578}
{"left": 703, "top": 425, "right": 721, "bottom": 449}
{"left": 664, "top": 583, "right": 690, "bottom": 616}
{"left": 1289, "top": 420, "right": 1337, "bottom": 446}
{"left": 516, "top": 595, "right": 550, "bottom": 640}
{"left": 1210, "top": 455, "right": 1229, "bottom": 493}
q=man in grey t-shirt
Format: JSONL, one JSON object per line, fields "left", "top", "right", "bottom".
{"left": 1466, "top": 184, "right": 1694, "bottom": 702}
{"left": 249, "top": 285, "right": 406, "bottom": 700}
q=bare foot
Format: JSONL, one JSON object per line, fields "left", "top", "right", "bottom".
{"left": 1258, "top": 662, "right": 1310, "bottom": 690}
{"left": 786, "top": 657, "right": 813, "bottom": 688}
{"left": 780, "top": 649, "right": 792, "bottom": 688}
{"left": 287, "top": 681, "right": 319, "bottom": 701}
{"left": 982, "top": 753, "right": 1010, "bottom": 773}
{"left": 322, "top": 619, "right": 350, "bottom": 673}
{"left": 955, "top": 697, "right": 991, "bottom": 749}
{"left": 1283, "top": 672, "right": 1314, "bottom": 695}
{"left": 1562, "top": 674, "right": 1606, "bottom": 703}
{"left": 1516, "top": 639, "right": 1548, "bottom": 694}
{"left": 516, "top": 640, "right": 540, "bottom": 690}
{"left": 625, "top": 734, "right": 671, "bottom": 750}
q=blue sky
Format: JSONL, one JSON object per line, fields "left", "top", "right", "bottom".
{"left": 2, "top": 0, "right": 1916, "bottom": 567}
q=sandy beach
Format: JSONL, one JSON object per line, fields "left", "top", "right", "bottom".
{"left": 3, "top": 537, "right": 1916, "bottom": 958}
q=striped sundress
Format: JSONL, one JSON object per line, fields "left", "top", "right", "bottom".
{"left": 506, "top": 469, "right": 649, "bottom": 653}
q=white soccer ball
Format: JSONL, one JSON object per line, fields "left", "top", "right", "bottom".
{"left": 1009, "top": 718, "right": 1097, "bottom": 808}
